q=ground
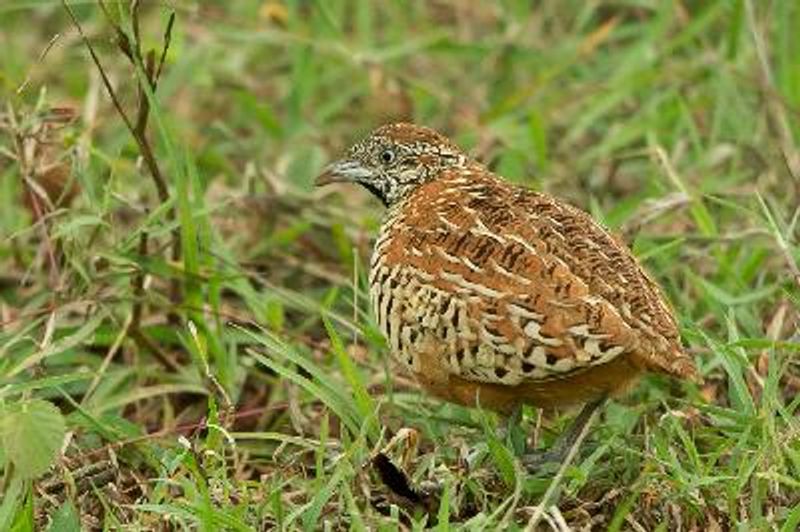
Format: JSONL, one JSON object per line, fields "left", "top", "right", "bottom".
{"left": 0, "top": 1, "right": 799, "bottom": 530}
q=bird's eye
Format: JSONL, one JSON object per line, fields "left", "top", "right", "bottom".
{"left": 379, "top": 149, "right": 396, "bottom": 165}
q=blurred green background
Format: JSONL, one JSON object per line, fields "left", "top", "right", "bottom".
{"left": 1, "top": 1, "right": 798, "bottom": 529}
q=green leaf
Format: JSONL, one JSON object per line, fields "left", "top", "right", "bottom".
{"left": 0, "top": 399, "right": 66, "bottom": 479}
{"left": 478, "top": 412, "right": 516, "bottom": 488}
{"left": 435, "top": 479, "right": 452, "bottom": 531}
{"left": 782, "top": 503, "right": 800, "bottom": 532}
{"left": 0, "top": 476, "right": 25, "bottom": 531}
{"left": 5, "top": 311, "right": 107, "bottom": 379}
{"left": 322, "top": 317, "right": 375, "bottom": 426}
{"left": 46, "top": 501, "right": 80, "bottom": 532}
{"left": 299, "top": 459, "right": 348, "bottom": 530}
{"left": 50, "top": 214, "right": 109, "bottom": 240}
{"left": 486, "top": 434, "right": 516, "bottom": 488}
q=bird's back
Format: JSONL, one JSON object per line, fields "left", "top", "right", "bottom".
{"left": 369, "top": 165, "right": 696, "bottom": 410}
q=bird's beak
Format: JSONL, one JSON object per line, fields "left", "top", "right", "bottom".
{"left": 314, "top": 159, "right": 373, "bottom": 187}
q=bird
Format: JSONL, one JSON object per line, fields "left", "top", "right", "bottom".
{"left": 315, "top": 122, "right": 699, "bottom": 465}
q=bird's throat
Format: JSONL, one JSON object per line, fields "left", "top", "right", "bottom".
{"left": 360, "top": 181, "right": 389, "bottom": 207}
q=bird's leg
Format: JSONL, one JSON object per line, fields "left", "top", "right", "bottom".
{"left": 522, "top": 397, "right": 607, "bottom": 470}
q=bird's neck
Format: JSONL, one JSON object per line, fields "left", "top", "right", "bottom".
{"left": 382, "top": 160, "right": 482, "bottom": 209}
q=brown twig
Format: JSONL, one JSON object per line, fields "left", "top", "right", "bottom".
{"left": 156, "top": 13, "right": 176, "bottom": 82}
{"left": 134, "top": 50, "right": 155, "bottom": 136}
{"left": 130, "top": 230, "right": 148, "bottom": 331}
{"left": 130, "top": 328, "right": 182, "bottom": 373}
{"left": 62, "top": 0, "right": 187, "bottom": 360}
{"left": 62, "top": 0, "right": 179, "bottom": 291}
{"left": 61, "top": 2, "right": 138, "bottom": 167}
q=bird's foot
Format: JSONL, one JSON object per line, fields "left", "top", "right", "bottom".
{"left": 520, "top": 447, "right": 565, "bottom": 471}
{"left": 520, "top": 398, "right": 608, "bottom": 472}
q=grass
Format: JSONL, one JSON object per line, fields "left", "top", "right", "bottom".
{"left": 1, "top": 0, "right": 799, "bottom": 529}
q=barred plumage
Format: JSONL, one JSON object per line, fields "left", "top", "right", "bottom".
{"left": 317, "top": 123, "right": 698, "bottom": 414}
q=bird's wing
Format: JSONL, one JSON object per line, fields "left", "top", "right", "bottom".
{"left": 375, "top": 169, "right": 696, "bottom": 386}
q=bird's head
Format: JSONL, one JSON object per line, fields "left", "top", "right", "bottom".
{"left": 315, "top": 123, "right": 468, "bottom": 207}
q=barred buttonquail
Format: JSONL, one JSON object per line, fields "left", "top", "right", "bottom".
{"left": 316, "top": 123, "right": 699, "bottom": 462}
